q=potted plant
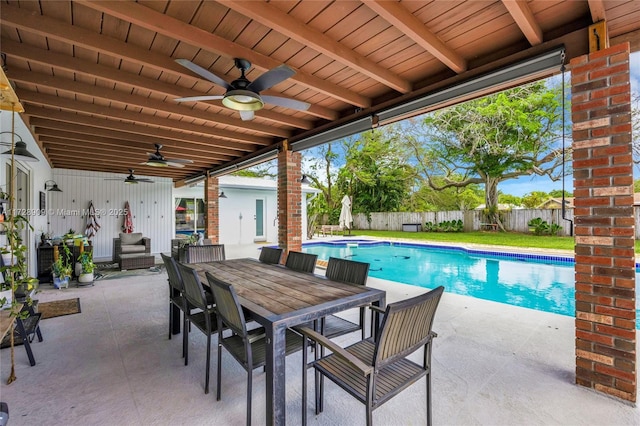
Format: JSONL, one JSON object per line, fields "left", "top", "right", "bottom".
{"left": 51, "top": 243, "right": 72, "bottom": 289}
{"left": 77, "top": 251, "right": 95, "bottom": 285}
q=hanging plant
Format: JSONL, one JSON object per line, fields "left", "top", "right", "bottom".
{"left": 0, "top": 200, "right": 39, "bottom": 384}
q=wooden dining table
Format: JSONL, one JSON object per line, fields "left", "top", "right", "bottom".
{"left": 184, "top": 258, "right": 386, "bottom": 426}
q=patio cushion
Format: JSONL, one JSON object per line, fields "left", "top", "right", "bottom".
{"left": 120, "top": 245, "right": 147, "bottom": 254}
{"left": 119, "top": 232, "right": 143, "bottom": 245}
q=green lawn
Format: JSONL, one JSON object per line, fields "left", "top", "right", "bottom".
{"left": 345, "top": 230, "right": 640, "bottom": 253}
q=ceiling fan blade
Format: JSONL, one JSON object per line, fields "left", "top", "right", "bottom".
{"left": 239, "top": 110, "right": 255, "bottom": 121}
{"left": 165, "top": 158, "right": 194, "bottom": 164}
{"left": 262, "top": 95, "right": 311, "bottom": 111}
{"left": 175, "top": 59, "right": 233, "bottom": 90}
{"left": 247, "top": 64, "right": 295, "bottom": 92}
{"left": 174, "top": 95, "right": 225, "bottom": 103}
{"left": 164, "top": 162, "right": 186, "bottom": 168}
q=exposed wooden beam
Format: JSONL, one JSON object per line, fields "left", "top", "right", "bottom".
{"left": 37, "top": 128, "right": 233, "bottom": 161}
{"left": 74, "top": 0, "right": 370, "bottom": 108}
{"left": 25, "top": 110, "right": 265, "bottom": 157}
{"left": 217, "top": 0, "right": 411, "bottom": 93}
{"left": 364, "top": 0, "right": 467, "bottom": 73}
{"left": 11, "top": 71, "right": 290, "bottom": 139}
{"left": 2, "top": 40, "right": 323, "bottom": 128}
{"left": 16, "top": 89, "right": 266, "bottom": 150}
{"left": 501, "top": 0, "right": 544, "bottom": 46}
{"left": 587, "top": 0, "right": 606, "bottom": 23}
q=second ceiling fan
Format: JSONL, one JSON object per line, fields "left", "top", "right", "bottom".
{"left": 142, "top": 144, "right": 193, "bottom": 168}
{"left": 175, "top": 58, "right": 310, "bottom": 121}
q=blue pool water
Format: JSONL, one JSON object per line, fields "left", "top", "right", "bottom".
{"left": 302, "top": 240, "right": 639, "bottom": 327}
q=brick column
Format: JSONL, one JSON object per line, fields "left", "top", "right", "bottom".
{"left": 204, "top": 176, "right": 220, "bottom": 243}
{"left": 277, "top": 148, "right": 303, "bottom": 263}
{"left": 571, "top": 42, "right": 635, "bottom": 402}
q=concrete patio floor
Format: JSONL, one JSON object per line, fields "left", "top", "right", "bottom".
{"left": 1, "top": 242, "right": 638, "bottom": 425}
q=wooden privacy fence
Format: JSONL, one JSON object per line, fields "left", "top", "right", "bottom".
{"left": 350, "top": 209, "right": 578, "bottom": 237}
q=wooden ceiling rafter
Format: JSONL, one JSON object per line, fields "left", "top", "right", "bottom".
{"left": 501, "top": 0, "right": 544, "bottom": 45}
{"left": 76, "top": 0, "right": 372, "bottom": 108}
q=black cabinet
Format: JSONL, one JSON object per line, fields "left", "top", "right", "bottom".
{"left": 37, "top": 244, "right": 93, "bottom": 283}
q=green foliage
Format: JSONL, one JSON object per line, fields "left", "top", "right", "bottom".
{"left": 424, "top": 219, "right": 463, "bottom": 232}
{"left": 336, "top": 126, "right": 416, "bottom": 216}
{"left": 77, "top": 251, "right": 95, "bottom": 274}
{"left": 498, "top": 193, "right": 522, "bottom": 207}
{"left": 521, "top": 191, "right": 550, "bottom": 208}
{"left": 52, "top": 244, "right": 73, "bottom": 278}
{"left": 528, "top": 217, "right": 562, "bottom": 236}
{"left": 409, "top": 81, "right": 567, "bottom": 218}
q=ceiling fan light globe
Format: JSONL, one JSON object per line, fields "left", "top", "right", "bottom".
{"left": 223, "top": 90, "right": 264, "bottom": 111}
{"left": 124, "top": 180, "right": 138, "bottom": 185}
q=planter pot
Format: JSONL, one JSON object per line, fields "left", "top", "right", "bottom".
{"left": 53, "top": 276, "right": 70, "bottom": 289}
{"left": 1, "top": 251, "right": 16, "bottom": 266}
{"left": 78, "top": 273, "right": 94, "bottom": 284}
{"left": 0, "top": 289, "right": 12, "bottom": 309}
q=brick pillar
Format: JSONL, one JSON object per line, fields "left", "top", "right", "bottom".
{"left": 571, "top": 42, "right": 635, "bottom": 402}
{"left": 204, "top": 176, "right": 220, "bottom": 243}
{"left": 277, "top": 148, "right": 302, "bottom": 263}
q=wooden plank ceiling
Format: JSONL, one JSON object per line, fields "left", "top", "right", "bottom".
{"left": 1, "top": 0, "right": 639, "bottom": 184}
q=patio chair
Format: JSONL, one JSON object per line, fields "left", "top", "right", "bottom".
{"left": 160, "top": 253, "right": 189, "bottom": 356}
{"left": 179, "top": 243, "right": 226, "bottom": 263}
{"left": 284, "top": 251, "right": 318, "bottom": 274}
{"left": 206, "top": 272, "right": 303, "bottom": 426}
{"left": 176, "top": 263, "right": 219, "bottom": 394}
{"left": 258, "top": 246, "right": 283, "bottom": 264}
{"left": 322, "top": 257, "right": 370, "bottom": 339}
{"left": 297, "top": 285, "right": 444, "bottom": 426}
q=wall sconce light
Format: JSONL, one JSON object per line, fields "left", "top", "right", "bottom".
{"left": 219, "top": 191, "right": 227, "bottom": 198}
{"left": 44, "top": 180, "right": 63, "bottom": 192}
{"left": 300, "top": 175, "right": 310, "bottom": 184}
{"left": 0, "top": 131, "right": 39, "bottom": 162}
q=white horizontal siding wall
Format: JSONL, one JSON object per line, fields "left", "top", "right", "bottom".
{"left": 51, "top": 169, "right": 173, "bottom": 261}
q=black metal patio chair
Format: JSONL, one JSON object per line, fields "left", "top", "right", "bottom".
{"left": 284, "top": 251, "right": 318, "bottom": 273}
{"left": 258, "top": 246, "right": 283, "bottom": 264}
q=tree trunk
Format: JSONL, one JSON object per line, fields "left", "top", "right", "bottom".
{"left": 484, "top": 177, "right": 505, "bottom": 231}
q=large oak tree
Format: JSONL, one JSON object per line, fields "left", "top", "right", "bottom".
{"left": 408, "top": 81, "right": 568, "bottom": 228}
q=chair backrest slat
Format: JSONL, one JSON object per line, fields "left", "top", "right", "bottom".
{"left": 374, "top": 286, "right": 444, "bottom": 367}
{"left": 161, "top": 253, "right": 183, "bottom": 292}
{"left": 325, "top": 257, "right": 369, "bottom": 286}
{"left": 259, "top": 247, "right": 283, "bottom": 264}
{"left": 188, "top": 244, "right": 226, "bottom": 263}
{"left": 177, "top": 263, "right": 209, "bottom": 311}
{"left": 285, "top": 251, "right": 318, "bottom": 274}
{"left": 206, "top": 272, "right": 246, "bottom": 336}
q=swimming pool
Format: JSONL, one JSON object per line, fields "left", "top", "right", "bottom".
{"left": 302, "top": 240, "right": 639, "bottom": 328}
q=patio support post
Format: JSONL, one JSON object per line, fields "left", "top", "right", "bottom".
{"left": 571, "top": 42, "right": 636, "bottom": 402}
{"left": 277, "top": 143, "right": 302, "bottom": 263}
{"left": 204, "top": 175, "right": 220, "bottom": 243}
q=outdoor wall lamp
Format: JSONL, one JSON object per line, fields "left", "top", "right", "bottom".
{"left": 0, "top": 131, "right": 39, "bottom": 162}
{"left": 44, "top": 180, "right": 63, "bottom": 192}
{"left": 219, "top": 191, "right": 227, "bottom": 198}
{"left": 300, "top": 175, "right": 310, "bottom": 184}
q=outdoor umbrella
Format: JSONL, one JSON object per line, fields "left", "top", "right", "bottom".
{"left": 339, "top": 195, "right": 353, "bottom": 230}
{"left": 84, "top": 201, "right": 101, "bottom": 240}
{"left": 122, "top": 201, "right": 134, "bottom": 233}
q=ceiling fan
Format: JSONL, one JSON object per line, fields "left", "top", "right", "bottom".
{"left": 142, "top": 144, "right": 194, "bottom": 168}
{"left": 174, "top": 58, "right": 310, "bottom": 121}
{"left": 105, "top": 169, "right": 154, "bottom": 184}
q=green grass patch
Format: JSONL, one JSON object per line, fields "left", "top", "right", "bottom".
{"left": 347, "top": 230, "right": 640, "bottom": 253}
{"left": 346, "top": 230, "right": 580, "bottom": 251}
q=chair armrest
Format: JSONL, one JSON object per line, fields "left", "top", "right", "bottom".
{"left": 113, "top": 238, "right": 122, "bottom": 263}
{"left": 247, "top": 327, "right": 267, "bottom": 344}
{"left": 295, "top": 326, "right": 373, "bottom": 375}
{"left": 368, "top": 305, "right": 385, "bottom": 315}
{"left": 142, "top": 237, "right": 151, "bottom": 253}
